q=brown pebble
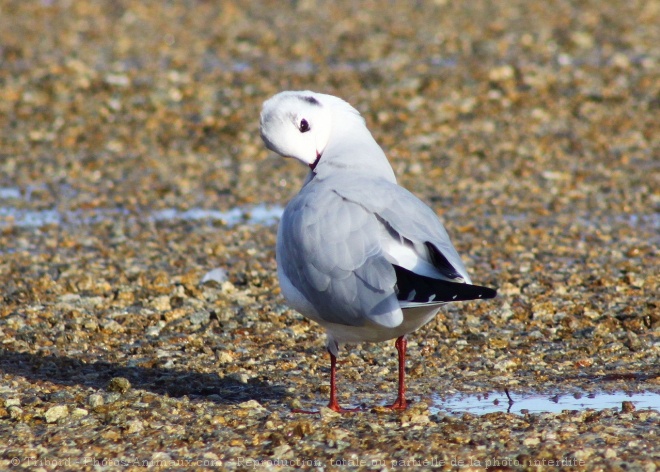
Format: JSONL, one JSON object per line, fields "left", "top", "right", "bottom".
{"left": 107, "top": 377, "right": 131, "bottom": 394}
{"left": 621, "top": 401, "right": 636, "bottom": 413}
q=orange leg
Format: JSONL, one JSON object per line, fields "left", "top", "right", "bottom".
{"left": 327, "top": 350, "right": 361, "bottom": 412}
{"left": 388, "top": 336, "right": 408, "bottom": 410}
{"left": 293, "top": 349, "right": 361, "bottom": 414}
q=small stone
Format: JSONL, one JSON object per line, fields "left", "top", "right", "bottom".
{"left": 271, "top": 444, "right": 294, "bottom": 459}
{"left": 151, "top": 452, "right": 172, "bottom": 462}
{"left": 104, "top": 73, "right": 130, "bottom": 87}
{"left": 288, "top": 420, "right": 314, "bottom": 438}
{"left": 189, "top": 310, "right": 211, "bottom": 325}
{"left": 72, "top": 408, "right": 89, "bottom": 417}
{"left": 125, "top": 419, "right": 144, "bottom": 434}
{"left": 45, "top": 405, "right": 69, "bottom": 423}
{"left": 621, "top": 401, "right": 635, "bottom": 413}
{"left": 102, "top": 430, "right": 121, "bottom": 441}
{"left": 571, "top": 448, "right": 594, "bottom": 461}
{"left": 8, "top": 406, "right": 24, "bottom": 420}
{"left": 88, "top": 394, "right": 104, "bottom": 408}
{"left": 489, "top": 338, "right": 509, "bottom": 349}
{"left": 100, "top": 319, "right": 123, "bottom": 332}
{"left": 228, "top": 372, "right": 250, "bottom": 384}
{"left": 220, "top": 281, "right": 236, "bottom": 294}
{"left": 107, "top": 377, "right": 131, "bottom": 394}
{"left": 211, "top": 415, "right": 227, "bottom": 425}
{"left": 83, "top": 319, "right": 99, "bottom": 331}
{"left": 523, "top": 436, "right": 540, "bottom": 446}
{"left": 4, "top": 398, "right": 20, "bottom": 407}
{"left": 104, "top": 393, "right": 122, "bottom": 404}
{"left": 150, "top": 295, "right": 171, "bottom": 311}
{"left": 216, "top": 350, "right": 234, "bottom": 364}
{"left": 489, "top": 65, "right": 515, "bottom": 81}
{"left": 409, "top": 413, "right": 430, "bottom": 424}
{"left": 145, "top": 324, "right": 163, "bottom": 337}
{"left": 201, "top": 268, "right": 228, "bottom": 285}
{"left": 499, "top": 283, "right": 520, "bottom": 296}
{"left": 319, "top": 407, "right": 341, "bottom": 419}
{"left": 625, "top": 332, "right": 643, "bottom": 351}
{"left": 574, "top": 358, "right": 594, "bottom": 368}
{"left": 238, "top": 400, "right": 264, "bottom": 410}
{"left": 583, "top": 309, "right": 601, "bottom": 320}
{"left": 494, "top": 359, "right": 517, "bottom": 371}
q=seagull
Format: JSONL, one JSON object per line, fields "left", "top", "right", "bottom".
{"left": 260, "top": 91, "right": 496, "bottom": 412}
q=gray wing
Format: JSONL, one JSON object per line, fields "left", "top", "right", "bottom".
{"left": 331, "top": 174, "right": 472, "bottom": 283}
{"left": 277, "top": 180, "right": 402, "bottom": 328}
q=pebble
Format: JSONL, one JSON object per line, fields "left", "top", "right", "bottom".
{"left": 44, "top": 405, "right": 69, "bottom": 423}
{"left": 216, "top": 350, "right": 234, "bottom": 363}
{"left": 201, "top": 268, "right": 229, "bottom": 285}
{"left": 150, "top": 295, "right": 172, "bottom": 311}
{"left": 621, "top": 401, "right": 636, "bottom": 413}
{"left": 8, "top": 406, "right": 24, "bottom": 420}
{"left": 71, "top": 408, "right": 89, "bottom": 417}
{"left": 189, "top": 310, "right": 211, "bottom": 325}
{"left": 87, "top": 394, "right": 104, "bottom": 408}
{"left": 125, "top": 419, "right": 144, "bottom": 434}
{"left": 107, "top": 377, "right": 131, "bottom": 394}
{"left": 238, "top": 400, "right": 264, "bottom": 410}
{"left": 4, "top": 398, "right": 20, "bottom": 407}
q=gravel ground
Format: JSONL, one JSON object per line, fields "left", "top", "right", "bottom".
{"left": 1, "top": 1, "right": 658, "bottom": 470}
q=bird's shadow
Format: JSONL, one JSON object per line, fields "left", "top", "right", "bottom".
{"left": 0, "top": 349, "right": 287, "bottom": 405}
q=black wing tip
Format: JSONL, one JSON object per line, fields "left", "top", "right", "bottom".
{"left": 445, "top": 283, "right": 497, "bottom": 302}
{"left": 478, "top": 286, "right": 498, "bottom": 299}
{"left": 394, "top": 264, "right": 497, "bottom": 303}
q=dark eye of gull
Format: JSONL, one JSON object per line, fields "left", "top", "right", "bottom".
{"left": 299, "top": 119, "right": 310, "bottom": 133}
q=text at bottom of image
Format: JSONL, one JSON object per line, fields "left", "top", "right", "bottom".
{"left": 8, "top": 456, "right": 588, "bottom": 468}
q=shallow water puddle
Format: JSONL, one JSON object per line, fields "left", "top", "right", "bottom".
{"left": 0, "top": 186, "right": 284, "bottom": 229}
{"left": 150, "top": 204, "right": 283, "bottom": 227}
{"left": 0, "top": 207, "right": 131, "bottom": 228}
{"left": 431, "top": 391, "right": 660, "bottom": 415}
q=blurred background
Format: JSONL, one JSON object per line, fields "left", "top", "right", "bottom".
{"left": 1, "top": 0, "right": 657, "bottom": 218}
